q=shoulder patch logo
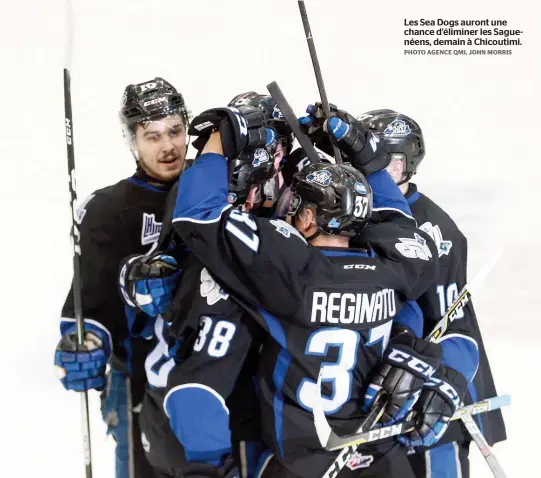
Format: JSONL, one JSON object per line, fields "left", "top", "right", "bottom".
{"left": 200, "top": 268, "right": 229, "bottom": 305}
{"left": 395, "top": 232, "right": 433, "bottom": 261}
{"left": 270, "top": 219, "right": 307, "bottom": 244}
{"left": 141, "top": 213, "right": 162, "bottom": 246}
{"left": 419, "top": 221, "right": 453, "bottom": 257}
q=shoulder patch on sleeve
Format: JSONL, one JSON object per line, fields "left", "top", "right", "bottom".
{"left": 200, "top": 268, "right": 229, "bottom": 304}
{"left": 395, "top": 232, "right": 433, "bottom": 261}
{"left": 418, "top": 221, "right": 453, "bottom": 257}
{"left": 269, "top": 219, "right": 307, "bottom": 244}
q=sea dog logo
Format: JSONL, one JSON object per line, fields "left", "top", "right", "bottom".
{"left": 384, "top": 119, "right": 411, "bottom": 136}
{"left": 306, "top": 169, "right": 332, "bottom": 186}
{"left": 252, "top": 148, "right": 270, "bottom": 167}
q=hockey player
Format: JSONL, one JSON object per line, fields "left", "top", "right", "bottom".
{"left": 355, "top": 109, "right": 506, "bottom": 477}
{"left": 118, "top": 94, "right": 294, "bottom": 478}
{"left": 54, "top": 77, "right": 191, "bottom": 478}
{"left": 165, "top": 103, "right": 445, "bottom": 477}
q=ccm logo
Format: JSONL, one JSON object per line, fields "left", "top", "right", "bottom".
{"left": 343, "top": 264, "right": 376, "bottom": 270}
{"left": 387, "top": 349, "right": 436, "bottom": 378}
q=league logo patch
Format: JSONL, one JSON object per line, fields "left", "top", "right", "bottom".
{"left": 419, "top": 222, "right": 453, "bottom": 257}
{"left": 252, "top": 148, "right": 270, "bottom": 166}
{"left": 306, "top": 169, "right": 332, "bottom": 187}
{"left": 346, "top": 452, "right": 374, "bottom": 470}
{"left": 328, "top": 217, "right": 341, "bottom": 229}
{"left": 141, "top": 213, "right": 162, "bottom": 246}
{"left": 384, "top": 119, "right": 411, "bottom": 137}
{"left": 395, "top": 233, "right": 433, "bottom": 261}
{"left": 200, "top": 268, "right": 229, "bottom": 305}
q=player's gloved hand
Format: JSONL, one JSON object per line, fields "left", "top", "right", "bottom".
{"left": 398, "top": 364, "right": 468, "bottom": 448}
{"left": 301, "top": 103, "right": 390, "bottom": 175}
{"left": 362, "top": 333, "right": 443, "bottom": 425}
{"left": 119, "top": 252, "right": 182, "bottom": 318}
{"left": 183, "top": 456, "right": 239, "bottom": 478}
{"left": 189, "top": 105, "right": 276, "bottom": 160}
{"left": 299, "top": 102, "right": 356, "bottom": 156}
{"left": 54, "top": 329, "right": 111, "bottom": 392}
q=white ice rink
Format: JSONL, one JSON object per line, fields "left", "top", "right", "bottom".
{"left": 1, "top": 0, "right": 540, "bottom": 476}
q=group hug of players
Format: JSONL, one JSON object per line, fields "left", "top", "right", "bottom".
{"left": 54, "top": 77, "right": 506, "bottom": 478}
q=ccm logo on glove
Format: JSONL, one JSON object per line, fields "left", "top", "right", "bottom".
{"left": 426, "top": 376, "right": 461, "bottom": 407}
{"left": 387, "top": 349, "right": 437, "bottom": 378}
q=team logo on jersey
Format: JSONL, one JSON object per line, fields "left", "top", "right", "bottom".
{"left": 346, "top": 452, "right": 374, "bottom": 470}
{"left": 395, "top": 233, "right": 433, "bottom": 261}
{"left": 306, "top": 169, "right": 332, "bottom": 186}
{"left": 270, "top": 219, "right": 307, "bottom": 243}
{"left": 419, "top": 221, "right": 453, "bottom": 257}
{"left": 252, "top": 148, "right": 270, "bottom": 166}
{"left": 384, "top": 119, "right": 411, "bottom": 137}
{"left": 76, "top": 193, "right": 95, "bottom": 224}
{"left": 141, "top": 213, "right": 162, "bottom": 246}
{"left": 200, "top": 268, "right": 229, "bottom": 305}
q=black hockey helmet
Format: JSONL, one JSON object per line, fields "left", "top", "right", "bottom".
{"left": 356, "top": 110, "right": 425, "bottom": 183}
{"left": 119, "top": 77, "right": 191, "bottom": 150}
{"left": 289, "top": 161, "right": 372, "bottom": 236}
{"left": 227, "top": 147, "right": 278, "bottom": 206}
{"left": 228, "top": 91, "right": 294, "bottom": 154}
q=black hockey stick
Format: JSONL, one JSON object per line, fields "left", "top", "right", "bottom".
{"left": 63, "top": 2, "right": 93, "bottom": 476}
{"left": 297, "top": 0, "right": 342, "bottom": 164}
{"left": 267, "top": 81, "right": 321, "bottom": 165}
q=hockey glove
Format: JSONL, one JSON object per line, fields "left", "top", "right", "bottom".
{"left": 119, "top": 252, "right": 182, "bottom": 318}
{"left": 55, "top": 327, "right": 111, "bottom": 392}
{"left": 398, "top": 364, "right": 468, "bottom": 449}
{"left": 362, "top": 333, "right": 442, "bottom": 425}
{"left": 189, "top": 106, "right": 274, "bottom": 160}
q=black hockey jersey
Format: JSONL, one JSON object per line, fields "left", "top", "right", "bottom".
{"left": 61, "top": 170, "right": 174, "bottom": 402}
{"left": 169, "top": 153, "right": 441, "bottom": 477}
{"left": 406, "top": 183, "right": 506, "bottom": 447}
{"left": 138, "top": 251, "right": 264, "bottom": 475}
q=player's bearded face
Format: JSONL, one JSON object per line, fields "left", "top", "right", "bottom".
{"left": 134, "top": 115, "right": 187, "bottom": 181}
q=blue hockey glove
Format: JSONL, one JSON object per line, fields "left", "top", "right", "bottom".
{"left": 119, "top": 252, "right": 182, "bottom": 318}
{"left": 54, "top": 327, "right": 111, "bottom": 392}
{"left": 398, "top": 364, "right": 468, "bottom": 449}
{"left": 362, "top": 333, "right": 442, "bottom": 425}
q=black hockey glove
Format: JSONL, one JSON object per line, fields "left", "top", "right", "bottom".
{"left": 299, "top": 102, "right": 357, "bottom": 156}
{"left": 300, "top": 103, "right": 391, "bottom": 175}
{"left": 189, "top": 106, "right": 272, "bottom": 160}
{"left": 118, "top": 252, "right": 182, "bottom": 318}
{"left": 398, "top": 364, "right": 468, "bottom": 449}
{"left": 362, "top": 333, "right": 443, "bottom": 425}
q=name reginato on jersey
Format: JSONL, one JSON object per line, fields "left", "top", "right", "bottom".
{"left": 310, "top": 288, "right": 396, "bottom": 325}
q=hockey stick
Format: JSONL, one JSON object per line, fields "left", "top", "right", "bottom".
{"left": 297, "top": 1, "right": 342, "bottom": 164}
{"left": 315, "top": 248, "right": 505, "bottom": 476}
{"left": 126, "top": 376, "right": 136, "bottom": 478}
{"left": 63, "top": 1, "right": 93, "bottom": 477}
{"left": 321, "top": 389, "right": 511, "bottom": 451}
{"left": 267, "top": 81, "right": 321, "bottom": 165}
